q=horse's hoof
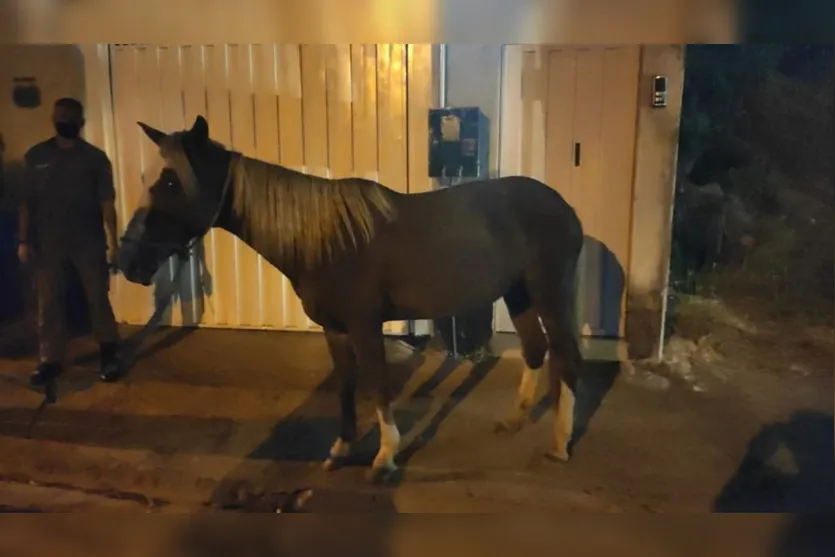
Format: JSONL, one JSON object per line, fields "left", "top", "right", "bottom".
{"left": 367, "top": 463, "right": 398, "bottom": 485}
{"left": 545, "top": 449, "right": 571, "bottom": 463}
{"left": 323, "top": 439, "right": 351, "bottom": 471}
{"left": 322, "top": 456, "right": 344, "bottom": 472}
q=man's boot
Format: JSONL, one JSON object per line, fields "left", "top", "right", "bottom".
{"left": 30, "top": 361, "right": 63, "bottom": 387}
{"left": 99, "top": 341, "right": 124, "bottom": 382}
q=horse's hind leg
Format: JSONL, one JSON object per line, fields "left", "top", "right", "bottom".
{"left": 496, "top": 280, "right": 548, "bottom": 434}
{"left": 529, "top": 256, "right": 583, "bottom": 462}
{"left": 322, "top": 329, "right": 359, "bottom": 471}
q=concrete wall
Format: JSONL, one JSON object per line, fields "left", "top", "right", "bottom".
{"left": 0, "top": 44, "right": 86, "bottom": 209}
{"left": 625, "top": 45, "right": 686, "bottom": 360}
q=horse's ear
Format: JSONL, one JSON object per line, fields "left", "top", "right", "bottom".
{"left": 137, "top": 122, "right": 166, "bottom": 146}
{"left": 190, "top": 115, "right": 209, "bottom": 142}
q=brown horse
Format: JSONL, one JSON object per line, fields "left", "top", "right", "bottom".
{"left": 118, "top": 116, "right": 584, "bottom": 482}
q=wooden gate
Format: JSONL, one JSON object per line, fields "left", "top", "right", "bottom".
{"left": 496, "top": 46, "right": 640, "bottom": 339}
{"left": 97, "top": 44, "right": 435, "bottom": 334}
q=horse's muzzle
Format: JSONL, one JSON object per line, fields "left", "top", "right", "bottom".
{"left": 117, "top": 243, "right": 157, "bottom": 286}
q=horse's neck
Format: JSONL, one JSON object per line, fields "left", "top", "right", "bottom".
{"left": 215, "top": 158, "right": 364, "bottom": 283}
{"left": 219, "top": 226, "right": 302, "bottom": 287}
{"left": 213, "top": 180, "right": 303, "bottom": 284}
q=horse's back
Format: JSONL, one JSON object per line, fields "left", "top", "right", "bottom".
{"left": 389, "top": 175, "right": 581, "bottom": 239}
{"left": 382, "top": 174, "right": 582, "bottom": 267}
{"left": 449, "top": 175, "right": 582, "bottom": 240}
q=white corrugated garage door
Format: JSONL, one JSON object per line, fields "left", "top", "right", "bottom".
{"left": 88, "top": 44, "right": 435, "bottom": 334}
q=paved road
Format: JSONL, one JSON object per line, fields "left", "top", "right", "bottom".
{"left": 0, "top": 323, "right": 831, "bottom": 516}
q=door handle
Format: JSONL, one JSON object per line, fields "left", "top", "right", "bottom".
{"left": 574, "top": 142, "right": 581, "bottom": 167}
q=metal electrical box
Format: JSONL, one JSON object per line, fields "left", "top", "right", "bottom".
{"left": 428, "top": 107, "right": 490, "bottom": 179}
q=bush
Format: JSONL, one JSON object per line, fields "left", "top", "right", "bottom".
{"left": 673, "top": 45, "right": 834, "bottom": 326}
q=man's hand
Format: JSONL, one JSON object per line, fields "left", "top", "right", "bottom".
{"left": 17, "top": 242, "right": 30, "bottom": 264}
{"left": 107, "top": 241, "right": 119, "bottom": 274}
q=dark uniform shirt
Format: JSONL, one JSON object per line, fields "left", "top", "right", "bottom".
{"left": 24, "top": 138, "right": 115, "bottom": 253}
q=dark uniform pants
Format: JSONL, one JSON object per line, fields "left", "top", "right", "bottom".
{"left": 36, "top": 247, "right": 119, "bottom": 363}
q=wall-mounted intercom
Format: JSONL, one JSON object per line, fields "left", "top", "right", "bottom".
{"left": 428, "top": 106, "right": 489, "bottom": 179}
{"left": 651, "top": 75, "right": 667, "bottom": 108}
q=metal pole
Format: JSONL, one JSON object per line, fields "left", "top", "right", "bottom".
{"left": 439, "top": 44, "right": 447, "bottom": 108}
{"left": 441, "top": 168, "right": 458, "bottom": 359}
{"left": 449, "top": 165, "right": 467, "bottom": 359}
{"left": 451, "top": 293, "right": 458, "bottom": 359}
{"left": 439, "top": 45, "right": 458, "bottom": 358}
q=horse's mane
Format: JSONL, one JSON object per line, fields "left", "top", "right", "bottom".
{"left": 160, "top": 132, "right": 398, "bottom": 267}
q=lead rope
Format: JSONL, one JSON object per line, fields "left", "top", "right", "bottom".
{"left": 127, "top": 154, "right": 239, "bottom": 351}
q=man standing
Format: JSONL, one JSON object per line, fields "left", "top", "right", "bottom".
{"left": 17, "top": 97, "right": 123, "bottom": 385}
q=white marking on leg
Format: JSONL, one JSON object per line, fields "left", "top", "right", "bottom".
{"left": 329, "top": 437, "right": 351, "bottom": 459}
{"left": 373, "top": 407, "right": 400, "bottom": 471}
{"left": 516, "top": 365, "right": 541, "bottom": 409}
{"left": 323, "top": 437, "right": 353, "bottom": 471}
{"left": 553, "top": 380, "right": 575, "bottom": 460}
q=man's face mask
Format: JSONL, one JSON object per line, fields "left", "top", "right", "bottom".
{"left": 53, "top": 105, "right": 84, "bottom": 140}
{"left": 54, "top": 120, "right": 81, "bottom": 139}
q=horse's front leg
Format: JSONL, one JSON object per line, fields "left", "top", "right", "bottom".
{"left": 348, "top": 325, "right": 400, "bottom": 483}
{"left": 322, "top": 329, "right": 359, "bottom": 472}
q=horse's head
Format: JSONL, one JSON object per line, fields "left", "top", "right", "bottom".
{"left": 118, "top": 115, "right": 231, "bottom": 286}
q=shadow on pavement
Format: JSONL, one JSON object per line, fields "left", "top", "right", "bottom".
{"left": 396, "top": 356, "right": 499, "bottom": 469}
{"left": 529, "top": 359, "right": 621, "bottom": 456}
{"left": 209, "top": 344, "right": 498, "bottom": 509}
{"left": 207, "top": 344, "right": 426, "bottom": 512}
{"left": 713, "top": 409, "right": 835, "bottom": 513}
{"left": 769, "top": 514, "right": 835, "bottom": 557}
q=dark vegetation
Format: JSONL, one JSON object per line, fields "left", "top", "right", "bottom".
{"left": 671, "top": 44, "right": 834, "bottom": 327}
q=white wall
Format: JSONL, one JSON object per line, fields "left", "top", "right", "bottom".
{"left": 0, "top": 45, "right": 86, "bottom": 209}
{"left": 443, "top": 44, "right": 504, "bottom": 178}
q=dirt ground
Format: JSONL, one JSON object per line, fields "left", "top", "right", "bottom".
{"left": 0, "top": 295, "right": 833, "bottom": 552}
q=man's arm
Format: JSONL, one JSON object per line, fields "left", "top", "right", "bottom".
{"left": 15, "top": 150, "right": 35, "bottom": 263}
{"left": 18, "top": 150, "right": 33, "bottom": 244}
{"left": 17, "top": 204, "right": 29, "bottom": 238}
{"left": 0, "top": 132, "right": 6, "bottom": 200}
{"left": 103, "top": 199, "right": 118, "bottom": 247}
{"left": 17, "top": 204, "right": 30, "bottom": 243}
{"left": 95, "top": 152, "right": 119, "bottom": 255}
